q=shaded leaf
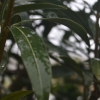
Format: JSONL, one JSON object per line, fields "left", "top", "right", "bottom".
{"left": 11, "top": 14, "right": 21, "bottom": 25}
{"left": 9, "top": 26, "right": 51, "bottom": 100}
{"left": 52, "top": 65, "right": 76, "bottom": 78}
{"left": 91, "top": 58, "right": 100, "bottom": 81}
{"left": 14, "top": 18, "right": 90, "bottom": 47}
{"left": 0, "top": 0, "right": 9, "bottom": 22}
{"left": 1, "top": 90, "right": 32, "bottom": 100}
{"left": 47, "top": 9, "right": 93, "bottom": 36}
{"left": 88, "top": 18, "right": 95, "bottom": 37}
{"left": 82, "top": 71, "right": 93, "bottom": 86}
{"left": 42, "top": 18, "right": 90, "bottom": 47}
{"left": 44, "top": 39, "right": 68, "bottom": 56}
{"left": 63, "top": 31, "right": 73, "bottom": 40}
{"left": 60, "top": 56, "right": 83, "bottom": 78}
{"left": 13, "top": 3, "right": 67, "bottom": 14}
{"left": 93, "top": 0, "right": 100, "bottom": 12}
{"left": 0, "top": 50, "right": 8, "bottom": 73}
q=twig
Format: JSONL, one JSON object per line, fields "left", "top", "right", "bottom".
{"left": 0, "top": 0, "right": 15, "bottom": 63}
{"left": 94, "top": 13, "right": 99, "bottom": 58}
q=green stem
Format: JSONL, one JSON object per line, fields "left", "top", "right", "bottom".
{"left": 0, "top": 0, "right": 15, "bottom": 63}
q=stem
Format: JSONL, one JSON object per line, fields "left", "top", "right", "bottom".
{"left": 94, "top": 13, "right": 99, "bottom": 58}
{"left": 83, "top": 84, "right": 88, "bottom": 100}
{"left": 2, "top": 0, "right": 15, "bottom": 29}
{"left": 89, "top": 13, "right": 100, "bottom": 100}
{"left": 0, "top": 0, "right": 15, "bottom": 63}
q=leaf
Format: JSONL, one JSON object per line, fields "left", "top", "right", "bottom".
{"left": 42, "top": 18, "right": 90, "bottom": 47}
{"left": 0, "top": 50, "right": 8, "bottom": 73}
{"left": 11, "top": 14, "right": 21, "bottom": 25}
{"left": 1, "top": 90, "right": 32, "bottom": 100}
{"left": 93, "top": 0, "right": 100, "bottom": 12}
{"left": 91, "top": 58, "right": 100, "bottom": 81}
{"left": 0, "top": 0, "right": 9, "bottom": 22}
{"left": 88, "top": 18, "right": 95, "bottom": 37}
{"left": 52, "top": 65, "right": 76, "bottom": 78}
{"left": 15, "top": 0, "right": 32, "bottom": 5}
{"left": 44, "top": 39, "right": 68, "bottom": 56}
{"left": 60, "top": 56, "right": 83, "bottom": 78}
{"left": 13, "top": 3, "right": 67, "bottom": 14}
{"left": 9, "top": 26, "right": 51, "bottom": 100}
{"left": 82, "top": 71, "right": 93, "bottom": 86}
{"left": 14, "top": 18, "right": 90, "bottom": 47}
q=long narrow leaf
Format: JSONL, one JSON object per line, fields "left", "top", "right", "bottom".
{"left": 42, "top": 18, "right": 90, "bottom": 47}
{"left": 0, "top": 50, "right": 8, "bottom": 73}
{"left": 60, "top": 56, "right": 83, "bottom": 78}
{"left": 9, "top": 26, "right": 51, "bottom": 100}
{"left": 0, "top": 0, "right": 9, "bottom": 21}
{"left": 1, "top": 90, "right": 32, "bottom": 100}
{"left": 13, "top": 3, "right": 67, "bottom": 14}
{"left": 11, "top": 14, "right": 21, "bottom": 25}
{"left": 14, "top": 18, "right": 90, "bottom": 47}
{"left": 91, "top": 58, "right": 100, "bottom": 81}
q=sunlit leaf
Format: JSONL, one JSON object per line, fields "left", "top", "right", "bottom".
{"left": 91, "top": 58, "right": 100, "bottom": 81}
{"left": 9, "top": 26, "right": 51, "bottom": 100}
{"left": 1, "top": 90, "right": 32, "bottom": 100}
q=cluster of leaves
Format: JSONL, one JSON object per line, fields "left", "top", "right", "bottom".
{"left": 0, "top": 0, "right": 100, "bottom": 100}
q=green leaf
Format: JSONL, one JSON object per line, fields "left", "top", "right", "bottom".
{"left": 1, "top": 90, "right": 32, "bottom": 100}
{"left": 11, "top": 14, "right": 21, "bottom": 25}
{"left": 14, "top": 18, "right": 90, "bottom": 47}
{"left": 42, "top": 18, "right": 90, "bottom": 47}
{"left": 0, "top": 0, "right": 9, "bottom": 22}
{"left": 60, "top": 56, "right": 83, "bottom": 78}
{"left": 88, "top": 18, "right": 95, "bottom": 37}
{"left": 44, "top": 39, "right": 68, "bottom": 56}
{"left": 91, "top": 58, "right": 100, "bottom": 81}
{"left": 9, "top": 26, "right": 51, "bottom": 100}
{"left": 0, "top": 50, "right": 8, "bottom": 73}
{"left": 52, "top": 65, "right": 76, "bottom": 78}
{"left": 82, "top": 71, "right": 93, "bottom": 86}
{"left": 13, "top": 3, "right": 67, "bottom": 14}
{"left": 59, "top": 9, "right": 93, "bottom": 37}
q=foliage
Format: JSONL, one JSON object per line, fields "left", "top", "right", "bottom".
{"left": 0, "top": 0, "right": 100, "bottom": 100}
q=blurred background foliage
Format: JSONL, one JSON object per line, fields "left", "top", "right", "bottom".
{"left": 0, "top": 0, "right": 99, "bottom": 100}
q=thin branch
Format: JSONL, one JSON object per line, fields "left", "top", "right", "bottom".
{"left": 0, "top": 0, "right": 15, "bottom": 63}
{"left": 94, "top": 13, "right": 99, "bottom": 58}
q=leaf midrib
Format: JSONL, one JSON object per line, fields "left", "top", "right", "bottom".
{"left": 13, "top": 26, "right": 43, "bottom": 99}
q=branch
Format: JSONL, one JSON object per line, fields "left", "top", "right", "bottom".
{"left": 0, "top": 0, "right": 15, "bottom": 63}
{"left": 94, "top": 13, "right": 99, "bottom": 58}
